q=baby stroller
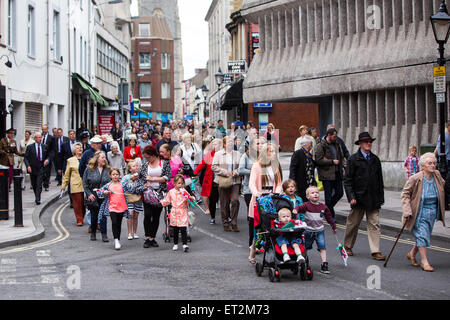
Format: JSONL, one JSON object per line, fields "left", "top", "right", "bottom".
{"left": 254, "top": 194, "right": 313, "bottom": 282}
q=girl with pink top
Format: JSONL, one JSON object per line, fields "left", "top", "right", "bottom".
{"left": 160, "top": 174, "right": 196, "bottom": 252}
{"left": 97, "top": 168, "right": 146, "bottom": 250}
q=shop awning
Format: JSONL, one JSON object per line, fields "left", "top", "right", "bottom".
{"left": 221, "top": 79, "right": 244, "bottom": 111}
{"left": 72, "top": 73, "right": 109, "bottom": 107}
{"left": 130, "top": 99, "right": 149, "bottom": 116}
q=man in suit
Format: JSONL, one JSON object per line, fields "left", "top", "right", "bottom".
{"left": 54, "top": 128, "right": 69, "bottom": 186}
{"left": 41, "top": 125, "right": 55, "bottom": 191}
{"left": 24, "top": 132, "right": 49, "bottom": 205}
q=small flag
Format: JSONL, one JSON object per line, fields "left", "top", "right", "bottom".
{"left": 335, "top": 234, "right": 348, "bottom": 266}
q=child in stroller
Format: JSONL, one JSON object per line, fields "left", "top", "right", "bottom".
{"left": 254, "top": 194, "right": 313, "bottom": 282}
{"left": 274, "top": 208, "right": 307, "bottom": 264}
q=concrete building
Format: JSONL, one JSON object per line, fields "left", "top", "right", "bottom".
{"left": 130, "top": 15, "right": 175, "bottom": 122}
{"left": 5, "top": 0, "right": 70, "bottom": 143}
{"left": 205, "top": 0, "right": 234, "bottom": 127}
{"left": 241, "top": 0, "right": 448, "bottom": 188}
{"left": 138, "top": 0, "right": 184, "bottom": 120}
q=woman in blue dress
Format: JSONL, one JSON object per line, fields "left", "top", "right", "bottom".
{"left": 401, "top": 153, "right": 446, "bottom": 272}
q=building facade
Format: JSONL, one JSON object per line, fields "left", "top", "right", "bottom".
{"left": 131, "top": 16, "right": 175, "bottom": 121}
{"left": 241, "top": 0, "right": 447, "bottom": 188}
{"left": 205, "top": 0, "right": 234, "bottom": 127}
{"left": 138, "top": 0, "right": 184, "bottom": 120}
{"left": 5, "top": 0, "right": 70, "bottom": 143}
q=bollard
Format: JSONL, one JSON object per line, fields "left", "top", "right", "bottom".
{"left": 13, "top": 168, "right": 23, "bottom": 227}
{"left": 0, "top": 168, "right": 9, "bottom": 220}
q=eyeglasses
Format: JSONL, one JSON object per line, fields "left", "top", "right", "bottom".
{"left": 426, "top": 162, "right": 436, "bottom": 166}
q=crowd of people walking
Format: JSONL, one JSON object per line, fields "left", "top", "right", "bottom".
{"left": 0, "top": 117, "right": 446, "bottom": 274}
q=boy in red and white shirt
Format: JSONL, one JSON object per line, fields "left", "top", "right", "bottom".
{"left": 295, "top": 186, "right": 337, "bottom": 274}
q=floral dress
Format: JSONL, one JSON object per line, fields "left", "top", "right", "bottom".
{"left": 161, "top": 188, "right": 190, "bottom": 227}
{"left": 412, "top": 176, "right": 439, "bottom": 247}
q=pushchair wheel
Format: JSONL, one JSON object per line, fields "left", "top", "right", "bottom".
{"left": 187, "top": 236, "right": 192, "bottom": 243}
{"left": 306, "top": 267, "right": 313, "bottom": 281}
{"left": 299, "top": 264, "right": 307, "bottom": 281}
{"left": 163, "top": 233, "right": 170, "bottom": 243}
{"left": 268, "top": 268, "right": 280, "bottom": 282}
{"left": 255, "top": 262, "right": 263, "bottom": 277}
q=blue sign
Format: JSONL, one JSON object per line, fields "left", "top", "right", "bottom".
{"left": 254, "top": 103, "right": 272, "bottom": 108}
{"left": 184, "top": 115, "right": 194, "bottom": 121}
{"left": 130, "top": 100, "right": 135, "bottom": 114}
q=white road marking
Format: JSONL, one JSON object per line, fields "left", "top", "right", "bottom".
{"left": 192, "top": 226, "right": 243, "bottom": 248}
{"left": 0, "top": 258, "right": 16, "bottom": 285}
{"left": 41, "top": 275, "right": 60, "bottom": 284}
{"left": 53, "top": 287, "right": 65, "bottom": 297}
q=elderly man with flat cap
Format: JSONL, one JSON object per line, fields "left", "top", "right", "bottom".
{"left": 343, "top": 132, "right": 386, "bottom": 261}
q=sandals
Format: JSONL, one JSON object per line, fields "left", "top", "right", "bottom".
{"left": 248, "top": 257, "right": 256, "bottom": 265}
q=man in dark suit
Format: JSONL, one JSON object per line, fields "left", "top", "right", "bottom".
{"left": 24, "top": 132, "right": 49, "bottom": 205}
{"left": 54, "top": 128, "right": 69, "bottom": 186}
{"left": 41, "top": 125, "right": 55, "bottom": 191}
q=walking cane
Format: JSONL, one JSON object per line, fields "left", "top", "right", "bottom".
{"left": 384, "top": 217, "right": 409, "bottom": 268}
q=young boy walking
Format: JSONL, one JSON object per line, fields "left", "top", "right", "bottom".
{"left": 296, "top": 186, "right": 337, "bottom": 274}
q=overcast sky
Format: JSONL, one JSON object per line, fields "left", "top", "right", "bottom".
{"left": 131, "top": 0, "right": 211, "bottom": 80}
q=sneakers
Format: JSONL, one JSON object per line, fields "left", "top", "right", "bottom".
{"left": 297, "top": 254, "right": 306, "bottom": 265}
{"left": 133, "top": 234, "right": 139, "bottom": 239}
{"left": 210, "top": 219, "right": 215, "bottom": 225}
{"left": 128, "top": 234, "right": 133, "bottom": 240}
{"left": 283, "top": 254, "right": 291, "bottom": 263}
{"left": 172, "top": 244, "right": 178, "bottom": 251}
{"left": 114, "top": 239, "right": 121, "bottom": 250}
{"left": 321, "top": 262, "right": 330, "bottom": 274}
{"left": 143, "top": 239, "right": 151, "bottom": 248}
{"left": 183, "top": 245, "right": 189, "bottom": 252}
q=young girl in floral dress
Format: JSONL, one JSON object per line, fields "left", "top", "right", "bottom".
{"left": 160, "top": 174, "right": 196, "bottom": 252}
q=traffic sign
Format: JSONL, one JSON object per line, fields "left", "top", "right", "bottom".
{"left": 434, "top": 66, "right": 446, "bottom": 77}
{"left": 436, "top": 92, "right": 446, "bottom": 104}
{"left": 434, "top": 75, "right": 446, "bottom": 93}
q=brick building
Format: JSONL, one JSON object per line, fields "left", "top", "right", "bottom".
{"left": 130, "top": 16, "right": 175, "bottom": 121}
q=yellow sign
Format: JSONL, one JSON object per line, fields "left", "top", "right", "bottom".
{"left": 434, "top": 66, "right": 446, "bottom": 77}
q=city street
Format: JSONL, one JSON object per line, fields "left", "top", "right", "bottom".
{"left": 0, "top": 196, "right": 449, "bottom": 300}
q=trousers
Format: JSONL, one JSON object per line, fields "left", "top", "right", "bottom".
{"left": 344, "top": 208, "right": 381, "bottom": 254}
{"left": 218, "top": 184, "right": 240, "bottom": 227}
{"left": 110, "top": 212, "right": 124, "bottom": 240}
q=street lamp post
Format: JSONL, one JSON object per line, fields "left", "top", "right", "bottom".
{"left": 215, "top": 68, "right": 224, "bottom": 123}
{"left": 431, "top": 0, "right": 450, "bottom": 179}
{"left": 202, "top": 85, "right": 209, "bottom": 124}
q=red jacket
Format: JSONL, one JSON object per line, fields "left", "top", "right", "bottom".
{"left": 194, "top": 150, "right": 215, "bottom": 197}
{"left": 123, "top": 146, "right": 142, "bottom": 162}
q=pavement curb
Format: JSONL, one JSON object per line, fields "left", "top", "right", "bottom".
{"left": 334, "top": 210, "right": 450, "bottom": 243}
{"left": 0, "top": 193, "right": 63, "bottom": 249}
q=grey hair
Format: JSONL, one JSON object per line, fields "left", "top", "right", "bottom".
{"left": 297, "top": 137, "right": 313, "bottom": 148}
{"left": 419, "top": 152, "right": 436, "bottom": 167}
{"left": 71, "top": 142, "right": 83, "bottom": 155}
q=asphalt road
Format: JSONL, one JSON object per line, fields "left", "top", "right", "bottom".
{"left": 0, "top": 196, "right": 449, "bottom": 300}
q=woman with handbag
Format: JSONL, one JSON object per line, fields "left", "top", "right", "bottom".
{"left": 61, "top": 142, "right": 85, "bottom": 226}
{"left": 248, "top": 142, "right": 283, "bottom": 263}
{"left": 138, "top": 145, "right": 171, "bottom": 248}
{"left": 123, "top": 160, "right": 144, "bottom": 240}
{"left": 212, "top": 136, "right": 242, "bottom": 232}
{"left": 194, "top": 139, "right": 222, "bottom": 224}
{"left": 82, "top": 151, "right": 111, "bottom": 242}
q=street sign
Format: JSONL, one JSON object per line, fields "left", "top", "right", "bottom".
{"left": 434, "top": 66, "right": 446, "bottom": 77}
{"left": 227, "top": 60, "right": 247, "bottom": 74}
{"left": 223, "top": 73, "right": 233, "bottom": 84}
{"left": 434, "top": 76, "right": 446, "bottom": 93}
{"left": 436, "top": 92, "right": 446, "bottom": 104}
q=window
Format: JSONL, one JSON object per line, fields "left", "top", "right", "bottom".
{"left": 80, "top": 37, "right": 83, "bottom": 75}
{"left": 8, "top": 0, "right": 16, "bottom": 49}
{"left": 97, "top": 36, "right": 128, "bottom": 78}
{"left": 162, "top": 83, "right": 170, "bottom": 99}
{"left": 139, "top": 53, "right": 150, "bottom": 69}
{"left": 139, "top": 23, "right": 150, "bottom": 37}
{"left": 139, "top": 83, "right": 151, "bottom": 98}
{"left": 52, "top": 11, "right": 61, "bottom": 61}
{"left": 27, "top": 5, "right": 36, "bottom": 57}
{"left": 161, "top": 53, "right": 170, "bottom": 70}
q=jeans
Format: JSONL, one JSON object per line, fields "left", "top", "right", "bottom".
{"left": 322, "top": 176, "right": 344, "bottom": 219}
{"left": 304, "top": 230, "right": 326, "bottom": 251}
{"left": 90, "top": 202, "right": 107, "bottom": 234}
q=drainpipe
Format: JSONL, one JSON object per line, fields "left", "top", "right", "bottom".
{"left": 68, "top": 0, "right": 72, "bottom": 130}
{"left": 46, "top": 0, "right": 50, "bottom": 125}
